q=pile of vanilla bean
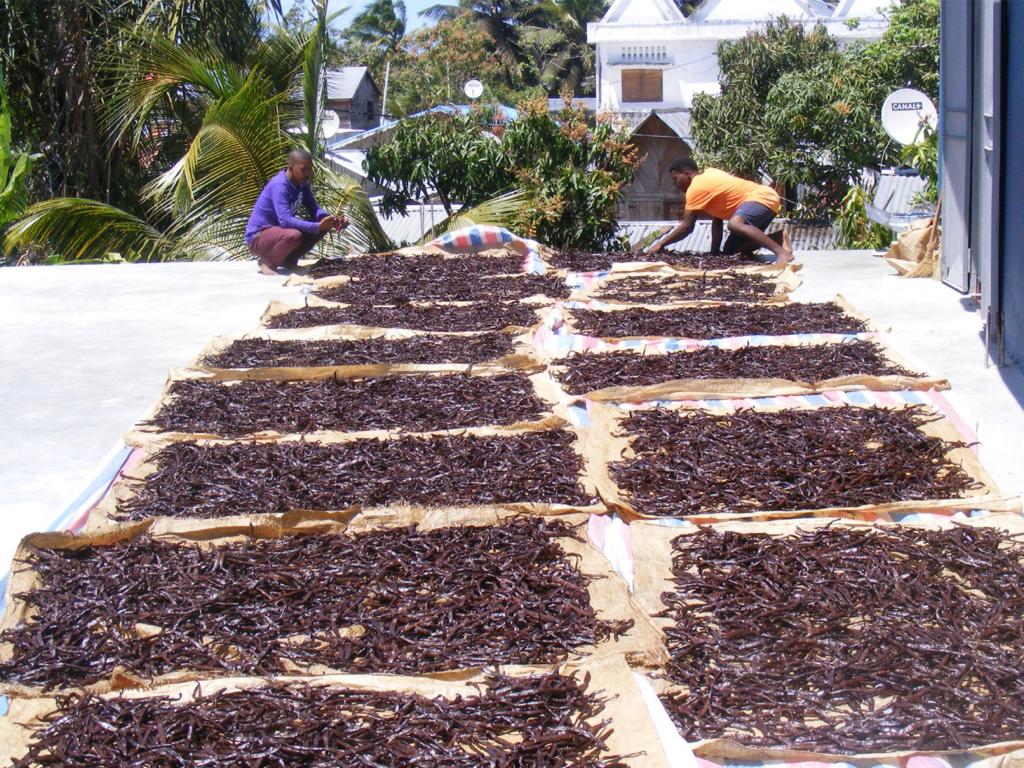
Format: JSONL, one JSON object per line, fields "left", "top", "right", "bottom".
{"left": 11, "top": 672, "right": 626, "bottom": 766}
{"left": 659, "top": 524, "right": 1024, "bottom": 753}
{"left": 315, "top": 272, "right": 570, "bottom": 303}
{"left": 144, "top": 373, "right": 547, "bottom": 435}
{"left": 117, "top": 432, "right": 594, "bottom": 520}
{"left": 593, "top": 273, "right": 777, "bottom": 303}
{"left": 555, "top": 341, "right": 918, "bottom": 395}
{"left": 266, "top": 301, "right": 539, "bottom": 332}
{"left": 550, "top": 249, "right": 765, "bottom": 272}
{"left": 612, "top": 406, "right": 978, "bottom": 516}
{"left": 201, "top": 333, "right": 518, "bottom": 368}
{"left": 307, "top": 252, "right": 526, "bottom": 280}
{"left": 569, "top": 302, "right": 867, "bottom": 339}
{"left": 0, "top": 519, "right": 627, "bottom": 689}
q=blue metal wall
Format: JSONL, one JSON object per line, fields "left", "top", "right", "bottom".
{"left": 999, "top": 2, "right": 1024, "bottom": 367}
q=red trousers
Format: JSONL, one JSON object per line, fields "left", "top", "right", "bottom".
{"left": 249, "top": 226, "right": 326, "bottom": 269}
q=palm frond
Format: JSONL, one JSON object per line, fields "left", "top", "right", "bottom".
{"left": 4, "top": 199, "right": 178, "bottom": 262}
{"left": 142, "top": 77, "right": 289, "bottom": 219}
{"left": 417, "top": 189, "right": 526, "bottom": 244}
{"left": 419, "top": 2, "right": 464, "bottom": 22}
{"left": 102, "top": 33, "right": 248, "bottom": 146}
{"left": 314, "top": 163, "right": 395, "bottom": 253}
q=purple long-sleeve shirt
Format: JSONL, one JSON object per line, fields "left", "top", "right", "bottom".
{"left": 245, "top": 170, "right": 328, "bottom": 245}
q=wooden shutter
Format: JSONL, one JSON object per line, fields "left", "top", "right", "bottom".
{"left": 622, "top": 69, "right": 663, "bottom": 103}
{"left": 622, "top": 70, "right": 644, "bottom": 102}
{"left": 642, "top": 70, "right": 663, "bottom": 102}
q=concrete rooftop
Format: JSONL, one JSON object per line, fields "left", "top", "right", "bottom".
{"left": 2, "top": 251, "right": 1023, "bottom": 573}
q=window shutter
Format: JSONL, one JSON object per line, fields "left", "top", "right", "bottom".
{"left": 622, "top": 70, "right": 644, "bottom": 102}
{"left": 622, "top": 69, "right": 663, "bottom": 103}
{"left": 642, "top": 70, "right": 663, "bottom": 102}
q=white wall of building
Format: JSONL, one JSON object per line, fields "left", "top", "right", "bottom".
{"left": 589, "top": 0, "right": 889, "bottom": 115}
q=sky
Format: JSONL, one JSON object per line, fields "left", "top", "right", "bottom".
{"left": 280, "top": 0, "right": 439, "bottom": 32}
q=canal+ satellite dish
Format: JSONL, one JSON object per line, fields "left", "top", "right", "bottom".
{"left": 881, "top": 88, "right": 937, "bottom": 145}
{"left": 463, "top": 79, "right": 484, "bottom": 99}
{"left": 321, "top": 110, "right": 340, "bottom": 139}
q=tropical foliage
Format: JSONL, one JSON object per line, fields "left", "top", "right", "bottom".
{"left": 5, "top": 3, "right": 393, "bottom": 262}
{"left": 366, "top": 98, "right": 639, "bottom": 250}
{"left": 691, "top": 0, "right": 940, "bottom": 210}
{"left": 0, "top": 70, "right": 36, "bottom": 236}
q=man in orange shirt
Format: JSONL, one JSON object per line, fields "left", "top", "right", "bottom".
{"left": 645, "top": 157, "right": 793, "bottom": 264}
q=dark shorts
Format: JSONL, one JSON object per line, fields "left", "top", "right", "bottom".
{"left": 722, "top": 201, "right": 777, "bottom": 255}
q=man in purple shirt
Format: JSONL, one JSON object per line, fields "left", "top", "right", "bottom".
{"left": 245, "top": 148, "right": 348, "bottom": 275}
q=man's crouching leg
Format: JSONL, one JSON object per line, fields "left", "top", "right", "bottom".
{"left": 250, "top": 227, "right": 304, "bottom": 275}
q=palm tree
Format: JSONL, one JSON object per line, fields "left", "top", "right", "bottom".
{"left": 349, "top": 0, "right": 407, "bottom": 49}
{"left": 5, "top": 7, "right": 392, "bottom": 261}
{"left": 420, "top": 0, "right": 549, "bottom": 65}
{"left": 540, "top": 0, "right": 608, "bottom": 94}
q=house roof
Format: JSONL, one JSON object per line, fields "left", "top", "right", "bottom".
{"left": 690, "top": 0, "right": 833, "bottom": 22}
{"left": 325, "top": 67, "right": 380, "bottom": 101}
{"left": 627, "top": 110, "right": 693, "bottom": 141}
{"left": 833, "top": 0, "right": 889, "bottom": 19}
{"left": 329, "top": 104, "right": 519, "bottom": 150}
{"left": 600, "top": 0, "right": 685, "bottom": 24}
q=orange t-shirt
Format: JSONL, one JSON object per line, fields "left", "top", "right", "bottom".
{"left": 684, "top": 168, "right": 781, "bottom": 220}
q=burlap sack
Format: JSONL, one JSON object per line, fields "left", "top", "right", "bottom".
{"left": 583, "top": 398, "right": 1013, "bottom": 523}
{"left": 0, "top": 512, "right": 664, "bottom": 697}
{"left": 631, "top": 513, "right": 1024, "bottom": 762}
{"left": 885, "top": 217, "right": 940, "bottom": 278}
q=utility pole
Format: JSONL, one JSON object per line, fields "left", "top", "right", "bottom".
{"left": 382, "top": 60, "right": 391, "bottom": 125}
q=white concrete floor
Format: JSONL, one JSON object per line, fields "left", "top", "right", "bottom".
{"left": 792, "top": 250, "right": 1024, "bottom": 498}
{"left": 0, "top": 262, "right": 299, "bottom": 567}
{"left": 1, "top": 252, "right": 1022, "bottom": 571}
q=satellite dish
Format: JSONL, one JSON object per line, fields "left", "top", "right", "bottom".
{"left": 880, "top": 88, "right": 937, "bottom": 145}
{"left": 463, "top": 79, "right": 484, "bottom": 100}
{"left": 321, "top": 110, "right": 340, "bottom": 139}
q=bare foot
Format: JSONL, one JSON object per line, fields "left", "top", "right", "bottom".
{"left": 257, "top": 262, "right": 278, "bottom": 276}
{"left": 775, "top": 249, "right": 794, "bottom": 265}
{"left": 781, "top": 227, "right": 793, "bottom": 254}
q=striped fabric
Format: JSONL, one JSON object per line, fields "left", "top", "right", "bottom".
{"left": 429, "top": 225, "right": 546, "bottom": 274}
{"left": 0, "top": 443, "right": 135, "bottom": 617}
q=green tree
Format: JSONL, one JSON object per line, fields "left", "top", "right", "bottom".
{"left": 350, "top": 0, "right": 407, "bottom": 49}
{"left": 536, "top": 0, "right": 607, "bottom": 95}
{"left": 504, "top": 97, "right": 638, "bottom": 249}
{"left": 4, "top": 12, "right": 391, "bottom": 262}
{"left": 366, "top": 97, "right": 639, "bottom": 249}
{"left": 420, "top": 0, "right": 552, "bottom": 81}
{"left": 690, "top": 0, "right": 939, "bottom": 211}
{"left": 333, "top": 17, "right": 540, "bottom": 116}
{"left": 0, "top": 69, "right": 36, "bottom": 237}
{"left": 366, "top": 110, "right": 512, "bottom": 216}
{"left": 690, "top": 18, "right": 837, "bottom": 181}
{"left": 0, "top": 0, "right": 281, "bottom": 211}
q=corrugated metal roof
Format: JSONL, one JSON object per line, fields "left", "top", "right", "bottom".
{"left": 331, "top": 105, "right": 519, "bottom": 150}
{"left": 654, "top": 111, "right": 692, "bottom": 140}
{"left": 377, "top": 205, "right": 453, "bottom": 247}
{"left": 326, "top": 67, "right": 375, "bottom": 100}
{"left": 873, "top": 174, "right": 932, "bottom": 216}
{"left": 618, "top": 219, "right": 839, "bottom": 251}
{"left": 548, "top": 97, "right": 597, "bottom": 112}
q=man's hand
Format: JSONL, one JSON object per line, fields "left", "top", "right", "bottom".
{"left": 318, "top": 215, "right": 350, "bottom": 233}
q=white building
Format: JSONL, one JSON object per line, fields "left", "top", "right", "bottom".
{"left": 588, "top": 0, "right": 890, "bottom": 116}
